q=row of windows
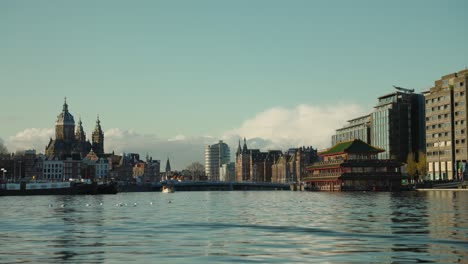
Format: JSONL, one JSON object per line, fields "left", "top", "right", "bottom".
{"left": 44, "top": 174, "right": 63, "bottom": 179}
{"left": 426, "top": 123, "right": 451, "bottom": 130}
{"left": 44, "top": 164, "right": 63, "bottom": 168}
{"left": 455, "top": 91, "right": 465, "bottom": 97}
{"left": 427, "top": 132, "right": 450, "bottom": 138}
{"left": 455, "top": 111, "right": 466, "bottom": 116}
{"left": 456, "top": 149, "right": 466, "bottom": 154}
{"left": 43, "top": 169, "right": 62, "bottom": 173}
{"left": 455, "top": 139, "right": 466, "bottom": 144}
{"left": 426, "top": 141, "right": 451, "bottom": 148}
{"left": 455, "top": 129, "right": 466, "bottom": 135}
{"left": 455, "top": 101, "right": 465, "bottom": 107}
{"left": 426, "top": 113, "right": 450, "bottom": 122}
{"left": 455, "top": 120, "right": 466, "bottom": 126}
{"left": 426, "top": 96, "right": 450, "bottom": 105}
{"left": 427, "top": 104, "right": 450, "bottom": 112}
{"left": 427, "top": 150, "right": 451, "bottom": 156}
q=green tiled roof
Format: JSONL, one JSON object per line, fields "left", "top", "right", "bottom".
{"left": 320, "top": 139, "right": 384, "bottom": 156}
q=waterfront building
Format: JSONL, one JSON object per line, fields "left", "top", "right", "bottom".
{"left": 271, "top": 153, "right": 290, "bottom": 183}
{"left": 45, "top": 99, "right": 105, "bottom": 159}
{"left": 425, "top": 69, "right": 468, "bottom": 180}
{"left": 63, "top": 154, "right": 82, "bottom": 180}
{"left": 219, "top": 162, "right": 235, "bottom": 182}
{"left": 145, "top": 158, "right": 161, "bottom": 182}
{"left": 371, "top": 89, "right": 425, "bottom": 162}
{"left": 133, "top": 161, "right": 146, "bottom": 178}
{"left": 288, "top": 147, "right": 318, "bottom": 183}
{"left": 271, "top": 147, "right": 317, "bottom": 183}
{"left": 249, "top": 150, "right": 267, "bottom": 182}
{"left": 95, "top": 158, "right": 109, "bottom": 179}
{"left": 235, "top": 138, "right": 285, "bottom": 182}
{"left": 42, "top": 158, "right": 64, "bottom": 181}
{"left": 205, "top": 140, "right": 230, "bottom": 181}
{"left": 332, "top": 115, "right": 371, "bottom": 146}
{"left": 304, "top": 139, "right": 403, "bottom": 191}
{"left": 236, "top": 138, "right": 251, "bottom": 182}
{"left": 263, "top": 150, "right": 282, "bottom": 182}
{"left": 108, "top": 154, "right": 134, "bottom": 182}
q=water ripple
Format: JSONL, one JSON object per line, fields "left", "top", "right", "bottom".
{"left": 0, "top": 191, "right": 467, "bottom": 263}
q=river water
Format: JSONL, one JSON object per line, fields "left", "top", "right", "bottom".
{"left": 1, "top": 191, "right": 467, "bottom": 263}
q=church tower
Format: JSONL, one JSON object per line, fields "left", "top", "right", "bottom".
{"left": 165, "top": 157, "right": 171, "bottom": 173}
{"left": 55, "top": 97, "right": 75, "bottom": 143}
{"left": 75, "top": 117, "right": 86, "bottom": 142}
{"left": 92, "top": 115, "right": 104, "bottom": 156}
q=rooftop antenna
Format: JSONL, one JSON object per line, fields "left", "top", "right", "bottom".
{"left": 393, "top": 85, "right": 414, "bottom": 93}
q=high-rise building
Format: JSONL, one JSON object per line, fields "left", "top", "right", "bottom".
{"left": 205, "top": 140, "right": 230, "bottom": 181}
{"left": 332, "top": 115, "right": 371, "bottom": 146}
{"left": 371, "top": 89, "right": 425, "bottom": 162}
{"left": 425, "top": 69, "right": 468, "bottom": 180}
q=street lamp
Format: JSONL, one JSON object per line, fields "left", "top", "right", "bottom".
{"left": 1, "top": 168, "right": 6, "bottom": 181}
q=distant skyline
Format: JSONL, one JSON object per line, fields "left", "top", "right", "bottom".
{"left": 1, "top": 0, "right": 468, "bottom": 169}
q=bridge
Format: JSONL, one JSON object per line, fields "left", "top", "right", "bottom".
{"left": 121, "top": 181, "right": 291, "bottom": 192}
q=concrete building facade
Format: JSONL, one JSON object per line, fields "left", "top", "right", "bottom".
{"left": 205, "top": 140, "right": 230, "bottom": 181}
{"left": 332, "top": 115, "right": 371, "bottom": 146}
{"left": 425, "top": 69, "right": 468, "bottom": 180}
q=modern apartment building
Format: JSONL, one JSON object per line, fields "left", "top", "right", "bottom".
{"left": 219, "top": 162, "right": 235, "bottom": 182}
{"left": 371, "top": 89, "right": 425, "bottom": 162}
{"left": 425, "top": 69, "right": 468, "bottom": 180}
{"left": 332, "top": 115, "right": 371, "bottom": 146}
{"left": 205, "top": 140, "right": 230, "bottom": 181}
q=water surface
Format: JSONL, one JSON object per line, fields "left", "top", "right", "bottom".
{"left": 1, "top": 191, "right": 467, "bottom": 263}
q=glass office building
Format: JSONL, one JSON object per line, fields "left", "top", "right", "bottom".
{"left": 371, "top": 91, "right": 425, "bottom": 162}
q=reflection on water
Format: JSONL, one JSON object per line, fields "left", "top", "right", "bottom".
{"left": 0, "top": 191, "right": 467, "bottom": 263}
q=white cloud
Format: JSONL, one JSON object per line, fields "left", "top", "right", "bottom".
{"left": 6, "top": 128, "right": 54, "bottom": 152}
{"left": 168, "top": 135, "right": 186, "bottom": 141}
{"left": 5, "top": 103, "right": 366, "bottom": 169}
{"left": 104, "top": 129, "right": 217, "bottom": 170}
{"left": 224, "top": 103, "right": 366, "bottom": 150}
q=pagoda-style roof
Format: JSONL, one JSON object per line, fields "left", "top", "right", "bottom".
{"left": 320, "top": 139, "right": 384, "bottom": 156}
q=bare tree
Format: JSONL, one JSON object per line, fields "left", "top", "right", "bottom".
{"left": 186, "top": 162, "right": 204, "bottom": 181}
{"left": 0, "top": 138, "right": 8, "bottom": 154}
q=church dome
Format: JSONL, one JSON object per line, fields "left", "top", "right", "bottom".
{"left": 56, "top": 98, "right": 75, "bottom": 125}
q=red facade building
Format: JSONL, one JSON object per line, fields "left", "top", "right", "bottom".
{"left": 305, "top": 139, "right": 404, "bottom": 191}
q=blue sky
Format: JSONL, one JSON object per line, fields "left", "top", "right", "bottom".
{"left": 1, "top": 0, "right": 467, "bottom": 168}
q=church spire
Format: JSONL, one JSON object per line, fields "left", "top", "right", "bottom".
{"left": 165, "top": 157, "right": 171, "bottom": 173}
{"left": 75, "top": 116, "right": 86, "bottom": 142}
{"left": 94, "top": 115, "right": 101, "bottom": 131}
{"left": 242, "top": 137, "right": 248, "bottom": 153}
{"left": 62, "top": 97, "right": 68, "bottom": 112}
{"left": 92, "top": 114, "right": 104, "bottom": 156}
{"left": 236, "top": 139, "right": 242, "bottom": 155}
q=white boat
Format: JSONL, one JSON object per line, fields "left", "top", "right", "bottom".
{"left": 162, "top": 185, "right": 175, "bottom": 193}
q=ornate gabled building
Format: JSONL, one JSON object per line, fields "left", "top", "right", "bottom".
{"left": 304, "top": 139, "right": 403, "bottom": 191}
{"left": 45, "top": 99, "right": 104, "bottom": 159}
{"left": 236, "top": 138, "right": 251, "bottom": 182}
